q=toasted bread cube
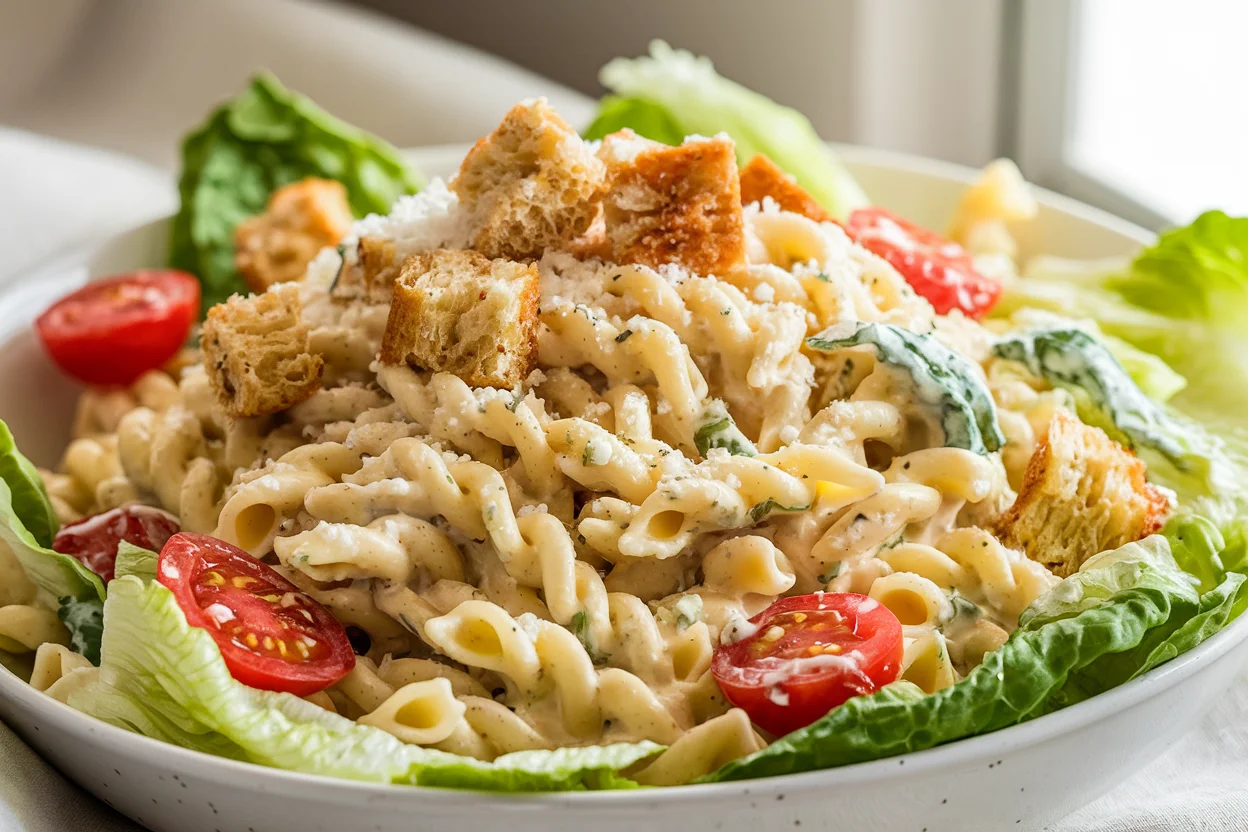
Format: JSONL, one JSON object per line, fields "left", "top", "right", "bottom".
{"left": 380, "top": 249, "right": 539, "bottom": 388}
{"left": 997, "top": 411, "right": 1171, "bottom": 577}
{"left": 234, "top": 178, "right": 353, "bottom": 293}
{"left": 453, "top": 99, "right": 607, "bottom": 260}
{"left": 201, "top": 285, "right": 323, "bottom": 418}
{"left": 330, "top": 236, "right": 402, "bottom": 303}
{"left": 739, "top": 154, "right": 832, "bottom": 223}
{"left": 601, "top": 131, "right": 745, "bottom": 276}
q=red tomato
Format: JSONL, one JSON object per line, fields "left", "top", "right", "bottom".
{"left": 712, "top": 593, "right": 903, "bottom": 737}
{"left": 51, "top": 505, "right": 180, "bottom": 583}
{"left": 157, "top": 533, "right": 355, "bottom": 695}
{"left": 846, "top": 207, "right": 1002, "bottom": 319}
{"left": 36, "top": 270, "right": 200, "bottom": 386}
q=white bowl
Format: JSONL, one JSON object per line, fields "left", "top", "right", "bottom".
{"left": 1, "top": 146, "right": 1244, "bottom": 832}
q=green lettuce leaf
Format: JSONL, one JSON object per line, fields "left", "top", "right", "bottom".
{"left": 69, "top": 577, "right": 660, "bottom": 790}
{"left": 996, "top": 211, "right": 1248, "bottom": 455}
{"left": 586, "top": 41, "right": 869, "bottom": 220}
{"left": 809, "top": 321, "right": 1004, "bottom": 454}
{"left": 113, "top": 541, "right": 158, "bottom": 583}
{"left": 703, "top": 536, "right": 1206, "bottom": 782}
{"left": 0, "top": 421, "right": 58, "bottom": 548}
{"left": 170, "top": 72, "right": 424, "bottom": 310}
{"left": 0, "top": 425, "right": 103, "bottom": 605}
{"left": 0, "top": 422, "right": 105, "bottom": 663}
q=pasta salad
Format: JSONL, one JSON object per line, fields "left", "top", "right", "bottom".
{"left": 1, "top": 44, "right": 1246, "bottom": 791}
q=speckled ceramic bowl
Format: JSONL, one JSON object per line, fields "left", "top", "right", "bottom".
{"left": 1, "top": 146, "right": 1244, "bottom": 832}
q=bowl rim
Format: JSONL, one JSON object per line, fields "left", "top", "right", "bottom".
{"left": 4, "top": 607, "right": 1246, "bottom": 805}
{"left": 0, "top": 142, "right": 1227, "bottom": 805}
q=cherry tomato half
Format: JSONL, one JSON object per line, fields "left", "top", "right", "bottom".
{"left": 712, "top": 593, "right": 903, "bottom": 737}
{"left": 846, "top": 207, "right": 1002, "bottom": 319}
{"left": 52, "top": 504, "right": 180, "bottom": 583}
{"left": 157, "top": 533, "right": 354, "bottom": 695}
{"left": 36, "top": 270, "right": 200, "bottom": 386}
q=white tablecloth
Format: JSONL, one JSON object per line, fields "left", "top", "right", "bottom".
{"left": 0, "top": 4, "right": 1245, "bottom": 830}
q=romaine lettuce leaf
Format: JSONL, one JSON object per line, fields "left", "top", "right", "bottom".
{"left": 0, "top": 423, "right": 103, "bottom": 605}
{"left": 703, "top": 536, "right": 1209, "bottom": 782}
{"left": 0, "top": 419, "right": 106, "bottom": 663}
{"left": 113, "top": 541, "right": 158, "bottom": 583}
{"left": 996, "top": 211, "right": 1248, "bottom": 456}
{"left": 69, "top": 577, "right": 660, "bottom": 790}
{"left": 585, "top": 41, "right": 869, "bottom": 220}
{"left": 0, "top": 421, "right": 58, "bottom": 548}
{"left": 170, "top": 73, "right": 424, "bottom": 310}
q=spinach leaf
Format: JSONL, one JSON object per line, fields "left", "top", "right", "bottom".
{"left": 808, "top": 322, "right": 1004, "bottom": 455}
{"left": 694, "top": 400, "right": 757, "bottom": 458}
{"left": 170, "top": 72, "right": 423, "bottom": 310}
{"left": 58, "top": 597, "right": 104, "bottom": 666}
{"left": 992, "top": 328, "right": 1191, "bottom": 469}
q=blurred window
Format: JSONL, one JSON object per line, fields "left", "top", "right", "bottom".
{"left": 1015, "top": 0, "right": 1248, "bottom": 227}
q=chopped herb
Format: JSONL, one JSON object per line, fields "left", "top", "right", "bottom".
{"left": 694, "top": 401, "right": 757, "bottom": 457}
{"left": 329, "top": 242, "right": 348, "bottom": 293}
{"left": 615, "top": 329, "right": 634, "bottom": 343}
{"left": 749, "top": 499, "right": 810, "bottom": 524}
{"left": 569, "top": 611, "right": 609, "bottom": 665}
{"left": 879, "top": 531, "right": 905, "bottom": 551}
{"left": 818, "top": 562, "right": 843, "bottom": 584}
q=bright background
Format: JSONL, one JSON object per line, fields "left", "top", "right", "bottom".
{"left": 0, "top": 0, "right": 1243, "bottom": 229}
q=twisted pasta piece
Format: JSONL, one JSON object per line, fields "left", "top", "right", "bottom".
{"left": 599, "top": 265, "right": 814, "bottom": 451}
{"left": 598, "top": 442, "right": 884, "bottom": 561}
{"left": 115, "top": 405, "right": 223, "bottom": 532}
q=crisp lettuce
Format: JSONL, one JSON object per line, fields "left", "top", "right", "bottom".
{"left": 703, "top": 537, "right": 1215, "bottom": 781}
{"left": 69, "top": 577, "right": 660, "bottom": 791}
{"left": 585, "top": 41, "right": 869, "bottom": 220}
{"left": 809, "top": 322, "right": 1005, "bottom": 455}
{"left": 170, "top": 73, "right": 424, "bottom": 310}
{"left": 113, "top": 541, "right": 158, "bottom": 583}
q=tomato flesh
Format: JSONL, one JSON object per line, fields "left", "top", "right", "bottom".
{"left": 157, "top": 533, "right": 354, "bottom": 695}
{"left": 36, "top": 270, "right": 200, "bottom": 386}
{"left": 52, "top": 505, "right": 180, "bottom": 583}
{"left": 846, "top": 207, "right": 1002, "bottom": 319}
{"left": 712, "top": 593, "right": 903, "bottom": 737}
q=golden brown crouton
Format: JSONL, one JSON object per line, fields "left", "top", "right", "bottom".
{"left": 234, "top": 178, "right": 353, "bottom": 292}
{"left": 201, "top": 285, "right": 323, "bottom": 418}
{"left": 739, "top": 153, "right": 832, "bottom": 223}
{"left": 601, "top": 131, "right": 745, "bottom": 276}
{"left": 453, "top": 99, "right": 607, "bottom": 260}
{"left": 997, "top": 411, "right": 1170, "bottom": 577}
{"left": 380, "top": 250, "right": 539, "bottom": 389}
{"left": 330, "top": 236, "right": 402, "bottom": 303}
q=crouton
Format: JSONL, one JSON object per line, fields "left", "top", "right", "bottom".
{"left": 380, "top": 249, "right": 539, "bottom": 389}
{"left": 234, "top": 178, "right": 353, "bottom": 292}
{"left": 739, "top": 154, "right": 832, "bottom": 223}
{"left": 601, "top": 131, "right": 745, "bottom": 276}
{"left": 997, "top": 411, "right": 1170, "bottom": 577}
{"left": 330, "top": 236, "right": 401, "bottom": 303}
{"left": 453, "top": 99, "right": 607, "bottom": 260}
{"left": 201, "top": 285, "right": 323, "bottom": 418}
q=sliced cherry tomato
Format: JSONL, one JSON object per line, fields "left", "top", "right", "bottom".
{"left": 712, "top": 593, "right": 903, "bottom": 737}
{"left": 157, "top": 533, "right": 354, "bottom": 695}
{"left": 846, "top": 207, "right": 1002, "bottom": 319}
{"left": 36, "top": 270, "right": 200, "bottom": 386}
{"left": 51, "top": 504, "right": 180, "bottom": 583}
